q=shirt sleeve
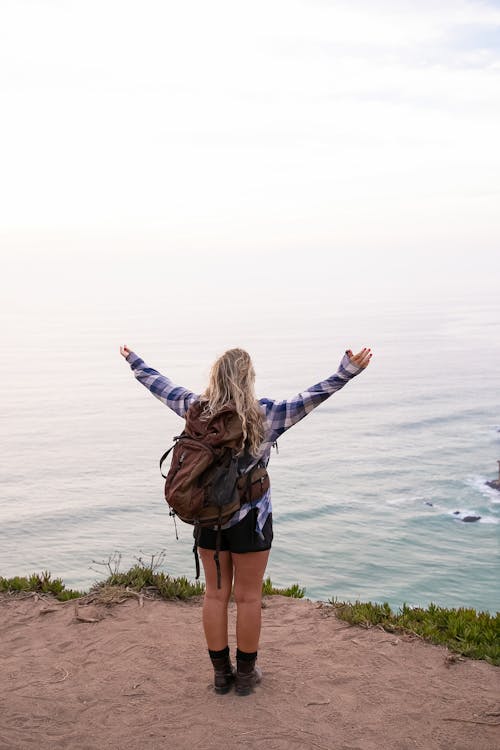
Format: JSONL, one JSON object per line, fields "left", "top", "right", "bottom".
{"left": 260, "top": 353, "right": 365, "bottom": 442}
{"left": 125, "top": 351, "right": 199, "bottom": 418}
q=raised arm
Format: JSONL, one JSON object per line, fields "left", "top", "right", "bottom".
{"left": 261, "top": 348, "right": 371, "bottom": 442}
{"left": 120, "top": 345, "right": 199, "bottom": 418}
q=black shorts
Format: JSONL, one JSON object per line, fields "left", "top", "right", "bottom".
{"left": 198, "top": 508, "right": 273, "bottom": 554}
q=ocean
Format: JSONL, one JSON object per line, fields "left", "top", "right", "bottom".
{"left": 2, "top": 282, "right": 499, "bottom": 613}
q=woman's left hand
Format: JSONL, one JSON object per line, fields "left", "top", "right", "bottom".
{"left": 346, "top": 347, "right": 372, "bottom": 369}
{"left": 120, "top": 344, "right": 132, "bottom": 359}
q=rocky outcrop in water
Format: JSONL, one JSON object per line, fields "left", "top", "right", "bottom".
{"left": 485, "top": 479, "right": 500, "bottom": 491}
{"left": 452, "top": 510, "right": 481, "bottom": 522}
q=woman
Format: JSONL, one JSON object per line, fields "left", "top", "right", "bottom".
{"left": 120, "top": 344, "right": 372, "bottom": 696}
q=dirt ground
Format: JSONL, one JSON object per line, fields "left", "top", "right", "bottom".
{"left": 0, "top": 593, "right": 499, "bottom": 750}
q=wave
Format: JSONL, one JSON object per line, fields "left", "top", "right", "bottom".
{"left": 447, "top": 508, "right": 498, "bottom": 524}
{"left": 465, "top": 474, "right": 500, "bottom": 504}
{"left": 386, "top": 492, "right": 500, "bottom": 525}
{"left": 422, "top": 501, "right": 499, "bottom": 525}
{"left": 385, "top": 494, "right": 429, "bottom": 507}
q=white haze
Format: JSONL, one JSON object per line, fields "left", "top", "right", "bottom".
{"left": 1, "top": 0, "right": 499, "bottom": 308}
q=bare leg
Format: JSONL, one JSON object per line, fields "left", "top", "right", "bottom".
{"left": 199, "top": 548, "right": 233, "bottom": 650}
{"left": 232, "top": 550, "right": 270, "bottom": 652}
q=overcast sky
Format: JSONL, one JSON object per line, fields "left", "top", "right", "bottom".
{"left": 1, "top": 0, "right": 499, "bottom": 302}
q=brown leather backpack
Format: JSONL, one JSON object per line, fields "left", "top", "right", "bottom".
{"left": 159, "top": 400, "right": 270, "bottom": 586}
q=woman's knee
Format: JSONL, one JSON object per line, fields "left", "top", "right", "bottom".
{"left": 233, "top": 583, "right": 262, "bottom": 606}
{"left": 232, "top": 550, "right": 269, "bottom": 605}
{"left": 204, "top": 584, "right": 232, "bottom": 605}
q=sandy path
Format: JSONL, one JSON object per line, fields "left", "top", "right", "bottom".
{"left": 0, "top": 594, "right": 498, "bottom": 750}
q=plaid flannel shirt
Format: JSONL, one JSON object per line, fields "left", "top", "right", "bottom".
{"left": 126, "top": 351, "right": 363, "bottom": 537}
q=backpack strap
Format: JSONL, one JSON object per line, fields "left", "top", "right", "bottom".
{"left": 159, "top": 436, "right": 182, "bottom": 479}
{"left": 193, "top": 517, "right": 223, "bottom": 590}
{"left": 193, "top": 522, "right": 201, "bottom": 580}
{"left": 213, "top": 507, "right": 223, "bottom": 589}
{"left": 246, "top": 469, "right": 253, "bottom": 503}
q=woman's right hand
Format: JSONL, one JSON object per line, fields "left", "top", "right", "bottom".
{"left": 120, "top": 344, "right": 132, "bottom": 359}
{"left": 346, "top": 347, "right": 372, "bottom": 369}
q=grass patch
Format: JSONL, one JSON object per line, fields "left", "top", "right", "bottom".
{"left": 262, "top": 576, "right": 305, "bottom": 598}
{"left": 329, "top": 597, "right": 500, "bottom": 666}
{"left": 0, "top": 552, "right": 304, "bottom": 603}
{"left": 0, "top": 571, "right": 84, "bottom": 601}
{"left": 88, "top": 551, "right": 205, "bottom": 601}
{"left": 98, "top": 564, "right": 205, "bottom": 600}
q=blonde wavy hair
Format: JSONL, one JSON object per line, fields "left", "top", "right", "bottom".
{"left": 200, "top": 348, "right": 265, "bottom": 457}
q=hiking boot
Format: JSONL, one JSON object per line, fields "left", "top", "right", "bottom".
{"left": 210, "top": 655, "right": 236, "bottom": 695}
{"left": 235, "top": 659, "right": 262, "bottom": 696}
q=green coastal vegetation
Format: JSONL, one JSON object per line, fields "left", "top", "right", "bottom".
{"left": 0, "top": 571, "right": 84, "bottom": 601}
{"left": 1, "top": 553, "right": 498, "bottom": 666}
{"left": 329, "top": 598, "right": 500, "bottom": 666}
{"left": 0, "top": 569, "right": 302, "bottom": 602}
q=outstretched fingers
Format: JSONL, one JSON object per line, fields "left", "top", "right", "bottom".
{"left": 348, "top": 347, "right": 372, "bottom": 368}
